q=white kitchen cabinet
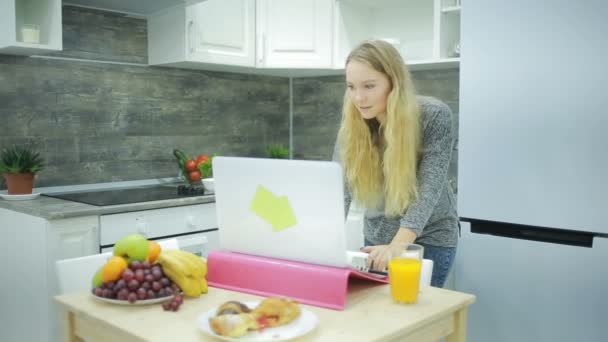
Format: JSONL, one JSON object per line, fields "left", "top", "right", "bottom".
{"left": 0, "top": 209, "right": 98, "bottom": 342}
{"left": 148, "top": 0, "right": 256, "bottom": 71}
{"left": 99, "top": 203, "right": 220, "bottom": 257}
{"left": 335, "top": 0, "right": 460, "bottom": 70}
{"left": 256, "top": 0, "right": 334, "bottom": 68}
{"left": 0, "top": 0, "right": 62, "bottom": 55}
{"left": 49, "top": 217, "right": 99, "bottom": 260}
{"left": 149, "top": 0, "right": 459, "bottom": 74}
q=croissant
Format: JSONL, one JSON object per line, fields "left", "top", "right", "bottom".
{"left": 250, "top": 297, "right": 301, "bottom": 328}
{"left": 209, "top": 313, "right": 259, "bottom": 338}
{"left": 209, "top": 297, "right": 301, "bottom": 337}
{"left": 216, "top": 301, "right": 252, "bottom": 316}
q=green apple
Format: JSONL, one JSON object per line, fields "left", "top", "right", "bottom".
{"left": 113, "top": 233, "right": 149, "bottom": 263}
{"left": 92, "top": 266, "right": 103, "bottom": 288}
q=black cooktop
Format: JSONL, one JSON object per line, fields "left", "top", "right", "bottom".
{"left": 42, "top": 185, "right": 201, "bottom": 206}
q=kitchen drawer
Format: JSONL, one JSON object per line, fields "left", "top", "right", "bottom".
{"left": 101, "top": 232, "right": 215, "bottom": 257}
{"left": 100, "top": 203, "right": 217, "bottom": 246}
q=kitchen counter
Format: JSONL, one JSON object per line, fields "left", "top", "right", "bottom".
{"left": 0, "top": 194, "right": 215, "bottom": 220}
{"left": 0, "top": 178, "right": 215, "bottom": 219}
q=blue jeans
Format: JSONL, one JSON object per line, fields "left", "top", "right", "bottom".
{"left": 364, "top": 239, "right": 456, "bottom": 288}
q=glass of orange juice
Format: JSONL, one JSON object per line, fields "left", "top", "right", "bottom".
{"left": 388, "top": 244, "right": 424, "bottom": 304}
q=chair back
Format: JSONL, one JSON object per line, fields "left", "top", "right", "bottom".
{"left": 55, "top": 252, "right": 111, "bottom": 294}
{"left": 55, "top": 238, "right": 179, "bottom": 294}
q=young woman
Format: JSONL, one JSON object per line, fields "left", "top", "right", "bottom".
{"left": 333, "top": 40, "right": 459, "bottom": 287}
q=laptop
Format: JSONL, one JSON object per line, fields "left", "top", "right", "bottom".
{"left": 212, "top": 156, "right": 377, "bottom": 274}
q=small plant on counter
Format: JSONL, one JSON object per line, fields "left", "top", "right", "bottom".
{"left": 266, "top": 144, "right": 290, "bottom": 159}
{"left": 0, "top": 145, "right": 45, "bottom": 194}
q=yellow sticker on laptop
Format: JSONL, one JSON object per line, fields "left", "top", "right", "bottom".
{"left": 250, "top": 184, "right": 297, "bottom": 231}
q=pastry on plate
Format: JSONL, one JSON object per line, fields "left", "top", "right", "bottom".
{"left": 250, "top": 297, "right": 301, "bottom": 328}
{"left": 209, "top": 313, "right": 259, "bottom": 338}
{"left": 215, "top": 301, "right": 252, "bottom": 316}
{"left": 209, "top": 297, "right": 301, "bottom": 337}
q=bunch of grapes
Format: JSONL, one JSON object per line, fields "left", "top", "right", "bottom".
{"left": 162, "top": 294, "right": 185, "bottom": 312}
{"left": 92, "top": 260, "right": 181, "bottom": 304}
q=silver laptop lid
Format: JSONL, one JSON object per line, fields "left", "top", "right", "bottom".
{"left": 213, "top": 156, "right": 348, "bottom": 268}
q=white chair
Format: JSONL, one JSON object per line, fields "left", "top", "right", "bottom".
{"left": 56, "top": 252, "right": 112, "bottom": 295}
{"left": 55, "top": 238, "right": 179, "bottom": 294}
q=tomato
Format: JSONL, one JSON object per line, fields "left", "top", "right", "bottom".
{"left": 184, "top": 159, "right": 197, "bottom": 172}
{"left": 189, "top": 170, "right": 201, "bottom": 182}
{"left": 195, "top": 154, "right": 209, "bottom": 165}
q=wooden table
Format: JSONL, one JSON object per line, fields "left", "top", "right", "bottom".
{"left": 55, "top": 281, "right": 475, "bottom": 342}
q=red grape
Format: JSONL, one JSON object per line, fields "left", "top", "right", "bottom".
{"left": 127, "top": 292, "right": 137, "bottom": 303}
{"left": 122, "top": 269, "right": 134, "bottom": 282}
{"left": 136, "top": 288, "right": 147, "bottom": 300}
{"left": 134, "top": 269, "right": 145, "bottom": 282}
{"left": 147, "top": 290, "right": 156, "bottom": 299}
{"left": 127, "top": 279, "right": 139, "bottom": 290}
{"left": 152, "top": 281, "right": 162, "bottom": 291}
{"left": 160, "top": 277, "right": 170, "bottom": 286}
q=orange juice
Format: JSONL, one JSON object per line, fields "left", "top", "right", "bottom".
{"left": 388, "top": 257, "right": 422, "bottom": 303}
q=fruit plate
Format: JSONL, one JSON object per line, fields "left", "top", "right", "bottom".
{"left": 197, "top": 301, "right": 318, "bottom": 342}
{"left": 0, "top": 191, "right": 41, "bottom": 201}
{"left": 91, "top": 294, "right": 174, "bottom": 306}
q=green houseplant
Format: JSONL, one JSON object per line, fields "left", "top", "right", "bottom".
{"left": 266, "top": 144, "right": 290, "bottom": 159}
{"left": 0, "top": 145, "right": 45, "bottom": 194}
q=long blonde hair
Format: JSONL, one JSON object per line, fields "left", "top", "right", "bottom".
{"left": 338, "top": 40, "right": 421, "bottom": 217}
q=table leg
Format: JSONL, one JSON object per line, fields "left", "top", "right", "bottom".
{"left": 446, "top": 308, "right": 468, "bottom": 342}
{"left": 64, "top": 311, "right": 83, "bottom": 342}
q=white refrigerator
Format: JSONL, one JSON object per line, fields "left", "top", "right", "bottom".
{"left": 456, "top": 1, "right": 608, "bottom": 341}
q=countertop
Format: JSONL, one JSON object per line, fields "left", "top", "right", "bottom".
{"left": 0, "top": 179, "right": 215, "bottom": 220}
{"left": 0, "top": 194, "right": 215, "bottom": 220}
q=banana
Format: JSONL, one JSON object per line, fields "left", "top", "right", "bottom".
{"left": 199, "top": 278, "right": 208, "bottom": 294}
{"left": 179, "top": 251, "right": 208, "bottom": 278}
{"left": 157, "top": 250, "right": 209, "bottom": 297}
{"left": 162, "top": 250, "right": 208, "bottom": 279}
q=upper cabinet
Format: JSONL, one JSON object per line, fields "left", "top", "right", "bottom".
{"left": 64, "top": 0, "right": 206, "bottom": 17}
{"left": 256, "top": 0, "right": 334, "bottom": 69}
{"left": 0, "top": 0, "right": 62, "bottom": 55}
{"left": 187, "top": 0, "right": 255, "bottom": 67}
{"left": 148, "top": 0, "right": 256, "bottom": 71}
{"left": 148, "top": 0, "right": 461, "bottom": 75}
{"left": 336, "top": 0, "right": 460, "bottom": 71}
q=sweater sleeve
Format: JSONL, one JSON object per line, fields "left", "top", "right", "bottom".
{"left": 332, "top": 139, "right": 352, "bottom": 219}
{"left": 399, "top": 100, "right": 454, "bottom": 236}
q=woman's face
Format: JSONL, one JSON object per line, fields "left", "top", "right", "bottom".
{"left": 346, "top": 60, "right": 391, "bottom": 122}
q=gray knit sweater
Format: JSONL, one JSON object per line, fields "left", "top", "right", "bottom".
{"left": 333, "top": 96, "right": 459, "bottom": 248}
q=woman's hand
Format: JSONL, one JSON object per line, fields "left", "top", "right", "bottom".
{"left": 361, "top": 244, "right": 405, "bottom": 272}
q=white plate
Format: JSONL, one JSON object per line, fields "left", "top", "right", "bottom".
{"left": 0, "top": 192, "right": 41, "bottom": 201}
{"left": 91, "top": 293, "right": 173, "bottom": 305}
{"left": 197, "top": 301, "right": 318, "bottom": 341}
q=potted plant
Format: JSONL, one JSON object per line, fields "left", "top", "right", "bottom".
{"left": 266, "top": 144, "right": 290, "bottom": 159}
{"left": 0, "top": 145, "right": 45, "bottom": 194}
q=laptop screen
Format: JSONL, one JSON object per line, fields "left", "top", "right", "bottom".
{"left": 212, "top": 157, "right": 350, "bottom": 268}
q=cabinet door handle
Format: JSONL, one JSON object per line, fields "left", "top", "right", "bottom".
{"left": 186, "top": 215, "right": 198, "bottom": 230}
{"left": 135, "top": 217, "right": 149, "bottom": 236}
{"left": 257, "top": 33, "right": 265, "bottom": 65}
{"left": 188, "top": 20, "right": 195, "bottom": 54}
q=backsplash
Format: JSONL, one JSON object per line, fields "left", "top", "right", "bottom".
{"left": 0, "top": 6, "right": 289, "bottom": 188}
{"left": 0, "top": 5, "right": 458, "bottom": 191}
